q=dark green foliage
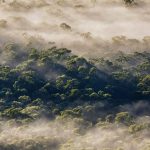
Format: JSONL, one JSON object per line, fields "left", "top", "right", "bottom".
{"left": 123, "top": 0, "right": 134, "bottom": 5}
{"left": 0, "top": 44, "right": 149, "bottom": 121}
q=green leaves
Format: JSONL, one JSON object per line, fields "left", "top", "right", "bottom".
{"left": 137, "top": 75, "right": 150, "bottom": 97}
{"left": 115, "top": 112, "right": 134, "bottom": 125}
{"left": 123, "top": 0, "right": 135, "bottom": 5}
{"left": 0, "top": 46, "right": 149, "bottom": 121}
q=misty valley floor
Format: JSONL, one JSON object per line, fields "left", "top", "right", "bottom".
{"left": 0, "top": 116, "right": 150, "bottom": 150}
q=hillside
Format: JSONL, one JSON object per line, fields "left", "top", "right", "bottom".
{"left": 0, "top": 44, "right": 149, "bottom": 122}
{"left": 0, "top": 44, "right": 149, "bottom": 150}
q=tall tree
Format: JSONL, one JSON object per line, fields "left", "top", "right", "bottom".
{"left": 123, "top": 0, "right": 134, "bottom": 5}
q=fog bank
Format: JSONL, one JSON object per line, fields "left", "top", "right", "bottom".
{"left": 0, "top": 0, "right": 150, "bottom": 57}
{"left": 0, "top": 116, "right": 149, "bottom": 150}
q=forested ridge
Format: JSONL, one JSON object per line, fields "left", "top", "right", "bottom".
{"left": 0, "top": 44, "right": 149, "bottom": 122}
{"left": 0, "top": 43, "right": 149, "bottom": 150}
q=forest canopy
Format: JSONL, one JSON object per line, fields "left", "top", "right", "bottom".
{"left": 0, "top": 44, "right": 149, "bottom": 122}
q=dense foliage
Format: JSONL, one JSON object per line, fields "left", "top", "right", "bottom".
{"left": 0, "top": 44, "right": 149, "bottom": 122}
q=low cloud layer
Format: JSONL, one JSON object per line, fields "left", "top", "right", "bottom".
{"left": 0, "top": 100, "right": 150, "bottom": 150}
{"left": 0, "top": 116, "right": 149, "bottom": 150}
{"left": 0, "top": 0, "right": 150, "bottom": 57}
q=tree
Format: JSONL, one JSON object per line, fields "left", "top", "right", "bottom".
{"left": 69, "top": 89, "right": 80, "bottom": 98}
{"left": 123, "top": 0, "right": 134, "bottom": 5}
{"left": 115, "top": 112, "right": 134, "bottom": 125}
{"left": 137, "top": 75, "right": 150, "bottom": 97}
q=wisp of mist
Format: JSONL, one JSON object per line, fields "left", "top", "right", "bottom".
{"left": 0, "top": 0, "right": 150, "bottom": 57}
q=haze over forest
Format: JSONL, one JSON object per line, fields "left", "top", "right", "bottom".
{"left": 0, "top": 0, "right": 149, "bottom": 150}
{"left": 0, "top": 0, "right": 150, "bottom": 56}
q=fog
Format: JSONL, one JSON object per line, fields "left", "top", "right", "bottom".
{"left": 0, "top": 101, "right": 149, "bottom": 150}
{"left": 0, "top": 116, "right": 149, "bottom": 150}
{"left": 0, "top": 0, "right": 150, "bottom": 57}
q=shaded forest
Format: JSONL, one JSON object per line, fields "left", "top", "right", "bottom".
{"left": 0, "top": 44, "right": 149, "bottom": 121}
{"left": 0, "top": 44, "right": 149, "bottom": 150}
